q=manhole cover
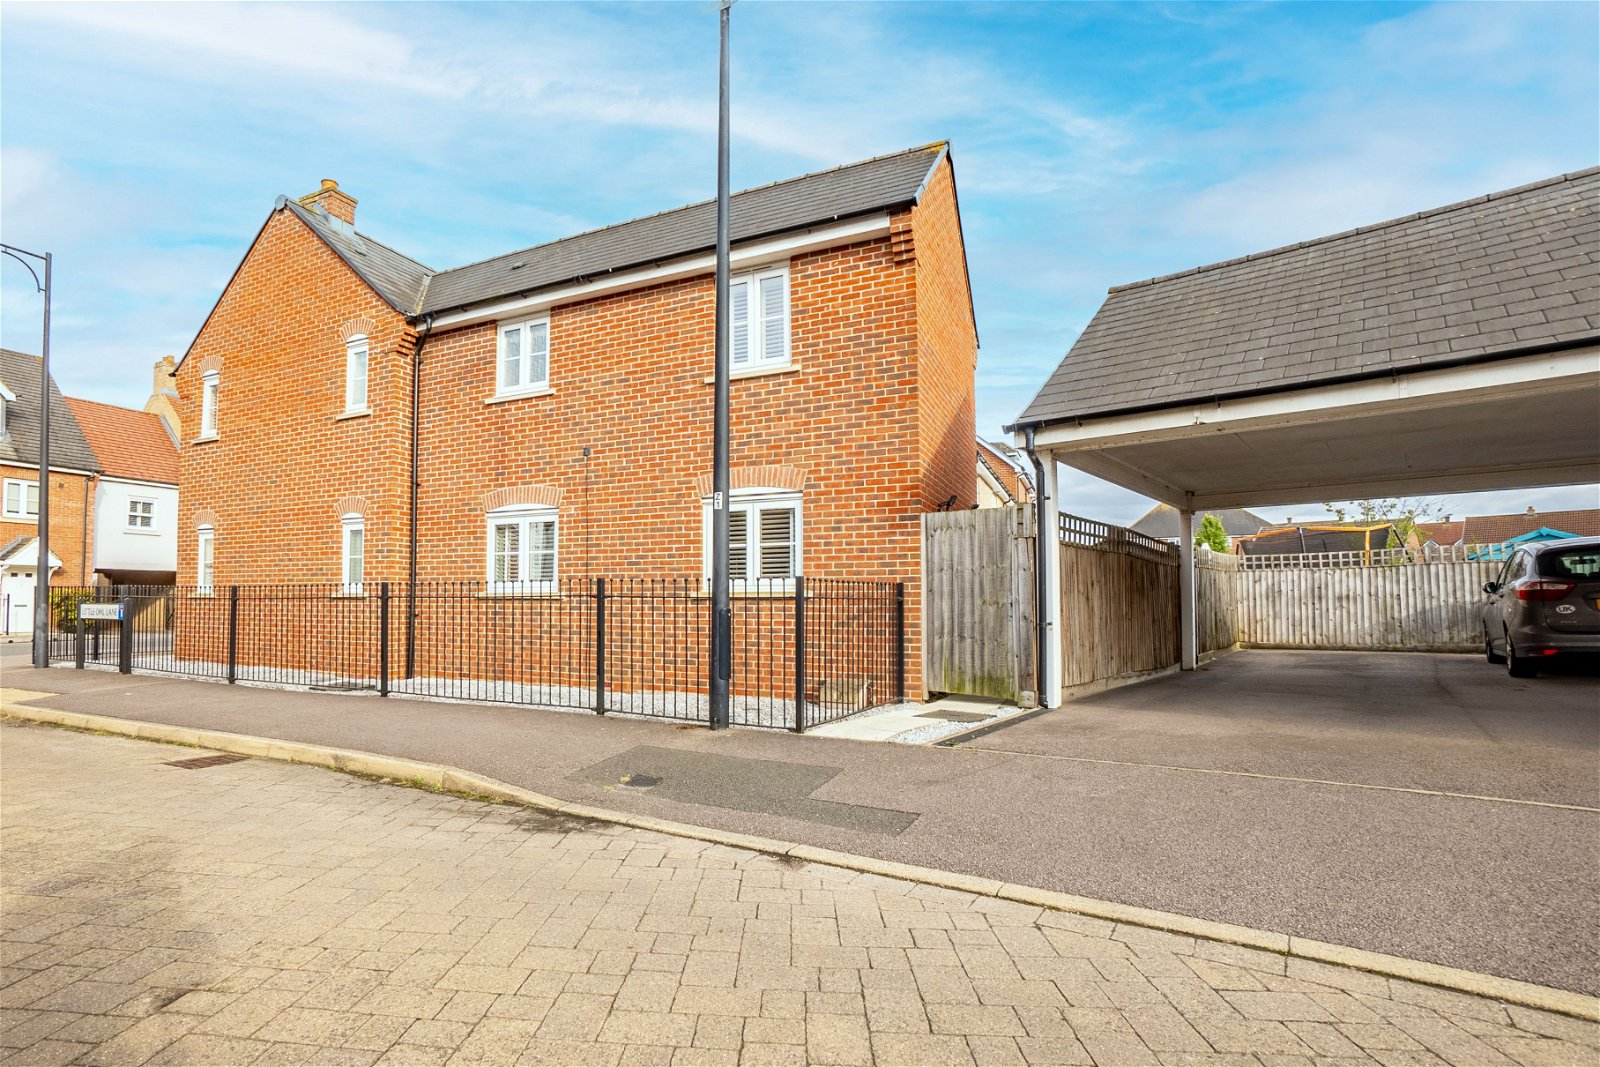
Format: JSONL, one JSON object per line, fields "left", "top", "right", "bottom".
{"left": 309, "top": 682, "right": 373, "bottom": 692}
{"left": 165, "top": 754, "right": 249, "bottom": 770}
{"left": 916, "top": 710, "right": 993, "bottom": 723}
{"left": 618, "top": 773, "right": 661, "bottom": 788}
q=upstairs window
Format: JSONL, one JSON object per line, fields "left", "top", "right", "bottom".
{"left": 486, "top": 506, "right": 558, "bottom": 593}
{"left": 199, "top": 370, "right": 220, "bottom": 438}
{"left": 345, "top": 335, "right": 369, "bottom": 413}
{"left": 731, "top": 266, "right": 790, "bottom": 371}
{"left": 127, "top": 498, "right": 156, "bottom": 530}
{"left": 496, "top": 317, "right": 550, "bottom": 397}
{"left": 703, "top": 489, "right": 801, "bottom": 589}
{"left": 196, "top": 526, "right": 215, "bottom": 592}
{"left": 3, "top": 479, "right": 39, "bottom": 521}
{"left": 341, "top": 514, "right": 365, "bottom": 594}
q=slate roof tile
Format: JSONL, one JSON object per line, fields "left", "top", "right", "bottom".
{"left": 1018, "top": 167, "right": 1598, "bottom": 425}
{"left": 0, "top": 349, "right": 100, "bottom": 473}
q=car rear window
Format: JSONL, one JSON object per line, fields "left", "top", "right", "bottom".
{"left": 1539, "top": 547, "right": 1600, "bottom": 579}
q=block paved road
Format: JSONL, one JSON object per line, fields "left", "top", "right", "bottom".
{"left": 3, "top": 651, "right": 1596, "bottom": 998}
{"left": 4, "top": 722, "right": 1597, "bottom": 1067}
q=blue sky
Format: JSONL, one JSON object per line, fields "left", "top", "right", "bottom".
{"left": 2, "top": 1, "right": 1595, "bottom": 525}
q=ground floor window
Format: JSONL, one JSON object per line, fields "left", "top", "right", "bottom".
{"left": 486, "top": 506, "right": 557, "bottom": 593}
{"left": 341, "top": 514, "right": 365, "bottom": 594}
{"left": 703, "top": 490, "right": 802, "bottom": 589}
{"left": 197, "top": 527, "right": 214, "bottom": 592}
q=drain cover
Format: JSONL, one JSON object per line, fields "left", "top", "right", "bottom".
{"left": 916, "top": 710, "right": 992, "bottom": 723}
{"left": 619, "top": 774, "right": 661, "bottom": 788}
{"left": 165, "top": 754, "right": 249, "bottom": 770}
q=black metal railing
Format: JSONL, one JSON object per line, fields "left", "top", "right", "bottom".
{"left": 43, "top": 576, "right": 904, "bottom": 732}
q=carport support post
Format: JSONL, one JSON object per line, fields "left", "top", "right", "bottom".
{"left": 1178, "top": 508, "right": 1197, "bottom": 671}
{"left": 1037, "top": 457, "right": 1063, "bottom": 707}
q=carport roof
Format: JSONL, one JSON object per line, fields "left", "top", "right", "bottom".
{"left": 1017, "top": 167, "right": 1600, "bottom": 426}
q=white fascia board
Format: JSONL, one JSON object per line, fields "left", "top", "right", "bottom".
{"left": 99, "top": 474, "right": 180, "bottom": 491}
{"left": 426, "top": 214, "right": 891, "bottom": 331}
{"left": 1029, "top": 347, "right": 1600, "bottom": 453}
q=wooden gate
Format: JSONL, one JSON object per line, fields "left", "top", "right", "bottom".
{"left": 921, "top": 506, "right": 1037, "bottom": 702}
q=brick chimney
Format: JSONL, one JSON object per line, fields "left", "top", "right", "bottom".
{"left": 1526, "top": 506, "right": 1537, "bottom": 517}
{"left": 298, "top": 179, "right": 357, "bottom": 225}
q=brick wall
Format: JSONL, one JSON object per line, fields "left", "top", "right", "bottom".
{"left": 175, "top": 210, "right": 415, "bottom": 589}
{"left": 0, "top": 463, "right": 95, "bottom": 586}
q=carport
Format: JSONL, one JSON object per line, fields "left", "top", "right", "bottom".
{"left": 1013, "top": 167, "right": 1600, "bottom": 706}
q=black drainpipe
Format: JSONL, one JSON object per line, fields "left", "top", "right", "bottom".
{"left": 405, "top": 312, "right": 434, "bottom": 678}
{"left": 1022, "top": 424, "right": 1049, "bottom": 708}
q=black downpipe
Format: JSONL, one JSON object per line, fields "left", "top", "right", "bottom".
{"left": 405, "top": 313, "right": 434, "bottom": 679}
{"left": 1023, "top": 424, "right": 1049, "bottom": 707}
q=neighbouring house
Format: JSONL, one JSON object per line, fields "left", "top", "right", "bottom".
{"left": 1130, "top": 504, "right": 1268, "bottom": 548}
{"left": 1418, "top": 508, "right": 1599, "bottom": 553}
{"left": 0, "top": 349, "right": 101, "bottom": 633}
{"left": 172, "top": 144, "right": 977, "bottom": 701}
{"left": 1414, "top": 519, "right": 1466, "bottom": 549}
{"left": 62, "top": 397, "right": 180, "bottom": 586}
{"left": 1232, "top": 521, "right": 1398, "bottom": 558}
{"left": 976, "top": 439, "right": 1031, "bottom": 508}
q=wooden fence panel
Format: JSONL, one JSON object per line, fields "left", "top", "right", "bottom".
{"left": 921, "top": 507, "right": 1037, "bottom": 701}
{"left": 1196, "top": 552, "right": 1239, "bottom": 654}
{"left": 1233, "top": 558, "right": 1498, "bottom": 651}
{"left": 1060, "top": 542, "right": 1180, "bottom": 686}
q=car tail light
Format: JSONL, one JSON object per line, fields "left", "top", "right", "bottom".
{"left": 1515, "top": 579, "right": 1575, "bottom": 601}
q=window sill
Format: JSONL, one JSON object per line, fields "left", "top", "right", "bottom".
{"left": 192, "top": 435, "right": 218, "bottom": 445}
{"left": 2, "top": 515, "right": 38, "bottom": 524}
{"left": 124, "top": 529, "right": 161, "bottom": 537}
{"left": 485, "top": 386, "right": 554, "bottom": 405}
{"left": 331, "top": 589, "right": 367, "bottom": 599}
{"left": 478, "top": 591, "right": 564, "bottom": 600}
{"left": 189, "top": 591, "right": 216, "bottom": 599}
{"left": 703, "top": 364, "right": 798, "bottom": 384}
{"left": 336, "top": 409, "right": 371, "bottom": 422}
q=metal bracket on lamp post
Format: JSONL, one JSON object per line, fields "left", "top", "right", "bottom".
{"left": 2, "top": 243, "right": 54, "bottom": 670}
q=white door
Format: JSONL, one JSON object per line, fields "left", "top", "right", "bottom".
{"left": 3, "top": 571, "right": 34, "bottom": 632}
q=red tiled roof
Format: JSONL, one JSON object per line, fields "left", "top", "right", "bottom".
{"left": 1462, "top": 509, "right": 1600, "bottom": 545}
{"left": 1415, "top": 521, "right": 1465, "bottom": 546}
{"left": 62, "top": 397, "right": 179, "bottom": 484}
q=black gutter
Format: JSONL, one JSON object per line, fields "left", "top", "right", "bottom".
{"left": 404, "top": 313, "right": 434, "bottom": 679}
{"left": 1003, "top": 335, "right": 1600, "bottom": 435}
{"left": 1022, "top": 425, "right": 1049, "bottom": 708}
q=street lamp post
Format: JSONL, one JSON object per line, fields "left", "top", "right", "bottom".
{"left": 709, "top": 0, "right": 734, "bottom": 729}
{"left": 1, "top": 243, "right": 53, "bottom": 669}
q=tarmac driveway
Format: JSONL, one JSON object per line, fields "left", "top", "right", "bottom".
{"left": 961, "top": 650, "right": 1600, "bottom": 808}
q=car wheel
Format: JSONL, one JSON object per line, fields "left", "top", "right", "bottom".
{"left": 1485, "top": 629, "right": 1505, "bottom": 664}
{"left": 1506, "top": 636, "right": 1538, "bottom": 678}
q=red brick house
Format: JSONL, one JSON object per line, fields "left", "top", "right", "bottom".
{"left": 173, "top": 144, "right": 977, "bottom": 702}
{"left": 1, "top": 349, "right": 101, "bottom": 633}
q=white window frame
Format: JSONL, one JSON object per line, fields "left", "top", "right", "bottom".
{"left": 341, "top": 514, "right": 365, "bottom": 594}
{"left": 199, "top": 370, "right": 220, "bottom": 438}
{"left": 485, "top": 505, "right": 559, "bottom": 594}
{"left": 344, "top": 335, "right": 370, "bottom": 414}
{"left": 494, "top": 316, "right": 551, "bottom": 399}
{"left": 730, "top": 265, "right": 791, "bottom": 372}
{"left": 2, "top": 478, "right": 39, "bottom": 521}
{"left": 126, "top": 497, "right": 157, "bottom": 532}
{"left": 702, "top": 489, "right": 802, "bottom": 591}
{"left": 196, "top": 526, "right": 215, "bottom": 593}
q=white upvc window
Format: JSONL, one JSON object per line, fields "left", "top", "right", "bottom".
{"left": 495, "top": 317, "right": 550, "bottom": 397}
{"left": 702, "top": 489, "right": 802, "bottom": 590}
{"left": 345, "top": 335, "right": 369, "bottom": 413}
{"left": 199, "top": 370, "right": 220, "bottom": 438}
{"left": 341, "top": 514, "right": 365, "bottom": 594}
{"left": 127, "top": 498, "right": 156, "bottom": 531}
{"left": 196, "top": 526, "right": 215, "bottom": 592}
{"left": 730, "top": 266, "right": 790, "bottom": 371}
{"left": 3, "top": 478, "right": 39, "bottom": 521}
{"left": 486, "top": 506, "right": 558, "bottom": 593}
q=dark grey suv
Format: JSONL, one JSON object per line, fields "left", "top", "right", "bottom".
{"left": 1482, "top": 536, "right": 1600, "bottom": 677}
